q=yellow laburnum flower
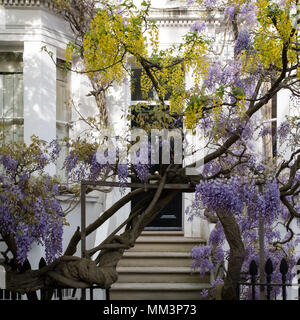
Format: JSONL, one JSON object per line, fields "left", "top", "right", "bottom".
{"left": 80, "top": 9, "right": 147, "bottom": 85}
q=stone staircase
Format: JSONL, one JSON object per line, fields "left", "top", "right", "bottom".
{"left": 110, "top": 231, "right": 211, "bottom": 300}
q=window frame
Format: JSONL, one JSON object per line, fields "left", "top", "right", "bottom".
{"left": 0, "top": 52, "right": 24, "bottom": 143}
{"left": 56, "top": 58, "right": 72, "bottom": 181}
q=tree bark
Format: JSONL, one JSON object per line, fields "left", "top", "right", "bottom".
{"left": 64, "top": 188, "right": 145, "bottom": 256}
{"left": 216, "top": 211, "right": 245, "bottom": 300}
{"left": 4, "top": 188, "right": 179, "bottom": 296}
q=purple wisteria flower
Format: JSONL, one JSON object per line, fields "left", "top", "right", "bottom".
{"left": 49, "top": 139, "right": 62, "bottom": 162}
{"left": 200, "top": 289, "right": 209, "bottom": 299}
{"left": 208, "top": 222, "right": 225, "bottom": 246}
{"left": 203, "top": 62, "right": 222, "bottom": 90}
{"left": 234, "top": 29, "right": 251, "bottom": 55}
{"left": 191, "top": 245, "right": 214, "bottom": 275}
{"left": 190, "top": 21, "right": 206, "bottom": 33}
{"left": 225, "top": 6, "right": 237, "bottom": 20}
{"left": 186, "top": 0, "right": 195, "bottom": 5}
{"left": 117, "top": 164, "right": 129, "bottom": 194}
{"left": 0, "top": 173, "right": 64, "bottom": 265}
{"left": 259, "top": 126, "right": 272, "bottom": 137}
{"left": 195, "top": 177, "right": 245, "bottom": 214}
{"left": 203, "top": 0, "right": 217, "bottom": 8}
{"left": 278, "top": 121, "right": 290, "bottom": 139}
{"left": 2, "top": 155, "right": 18, "bottom": 175}
{"left": 240, "top": 3, "right": 257, "bottom": 25}
{"left": 65, "top": 153, "right": 79, "bottom": 173}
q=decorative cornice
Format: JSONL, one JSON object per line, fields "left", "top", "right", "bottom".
{"left": 0, "top": 1, "right": 225, "bottom": 28}
{"left": 149, "top": 6, "right": 225, "bottom": 27}
{"left": 0, "top": 0, "right": 54, "bottom": 8}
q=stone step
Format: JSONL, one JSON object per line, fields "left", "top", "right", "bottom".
{"left": 130, "top": 236, "right": 205, "bottom": 252}
{"left": 118, "top": 251, "right": 192, "bottom": 267}
{"left": 141, "top": 231, "right": 184, "bottom": 236}
{"left": 116, "top": 266, "right": 210, "bottom": 283}
{"left": 110, "top": 283, "right": 210, "bottom": 300}
{"left": 112, "top": 234, "right": 208, "bottom": 300}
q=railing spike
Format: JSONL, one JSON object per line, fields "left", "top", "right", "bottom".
{"left": 249, "top": 260, "right": 258, "bottom": 276}
{"left": 265, "top": 258, "right": 273, "bottom": 275}
{"left": 265, "top": 258, "right": 273, "bottom": 300}
{"left": 297, "top": 259, "right": 300, "bottom": 300}
{"left": 280, "top": 258, "right": 288, "bottom": 275}
{"left": 39, "top": 257, "right": 46, "bottom": 269}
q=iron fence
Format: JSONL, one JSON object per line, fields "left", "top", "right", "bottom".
{"left": 237, "top": 258, "right": 300, "bottom": 300}
{"left": 0, "top": 286, "right": 110, "bottom": 301}
{"left": 0, "top": 257, "right": 110, "bottom": 301}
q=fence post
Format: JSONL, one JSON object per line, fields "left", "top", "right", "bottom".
{"left": 236, "top": 283, "right": 240, "bottom": 301}
{"left": 265, "top": 258, "right": 273, "bottom": 300}
{"left": 106, "top": 288, "right": 110, "bottom": 301}
{"left": 297, "top": 259, "right": 300, "bottom": 300}
{"left": 39, "top": 258, "right": 47, "bottom": 300}
{"left": 250, "top": 260, "right": 258, "bottom": 300}
{"left": 81, "top": 183, "right": 87, "bottom": 300}
{"left": 58, "top": 288, "right": 63, "bottom": 301}
{"left": 280, "top": 258, "right": 288, "bottom": 300}
{"left": 72, "top": 288, "right": 77, "bottom": 299}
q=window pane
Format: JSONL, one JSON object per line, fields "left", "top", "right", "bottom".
{"left": 56, "top": 60, "right": 70, "bottom": 123}
{"left": 131, "top": 68, "right": 154, "bottom": 101}
{"left": 130, "top": 67, "right": 173, "bottom": 101}
{"left": 12, "top": 122, "right": 24, "bottom": 142}
{"left": 3, "top": 75, "right": 14, "bottom": 118}
{"left": 14, "top": 74, "right": 23, "bottom": 118}
{"left": 1, "top": 119, "right": 24, "bottom": 142}
{"left": 0, "top": 52, "right": 23, "bottom": 73}
{"left": 56, "top": 59, "right": 70, "bottom": 181}
{"left": 1, "top": 74, "right": 24, "bottom": 118}
{"left": 0, "top": 53, "right": 24, "bottom": 143}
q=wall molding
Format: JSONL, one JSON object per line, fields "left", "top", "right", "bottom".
{"left": 0, "top": 0, "right": 53, "bottom": 7}
{"left": 149, "top": 6, "right": 225, "bottom": 27}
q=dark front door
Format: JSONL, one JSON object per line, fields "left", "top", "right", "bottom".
{"left": 131, "top": 164, "right": 182, "bottom": 231}
{"left": 144, "top": 191, "right": 182, "bottom": 231}
{"left": 130, "top": 75, "right": 182, "bottom": 230}
{"left": 131, "top": 189, "right": 182, "bottom": 231}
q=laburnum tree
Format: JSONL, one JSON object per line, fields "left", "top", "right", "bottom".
{"left": 1, "top": 0, "right": 300, "bottom": 300}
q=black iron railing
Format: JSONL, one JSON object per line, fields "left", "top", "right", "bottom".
{"left": 237, "top": 258, "right": 300, "bottom": 300}
{"left": 0, "top": 286, "right": 110, "bottom": 300}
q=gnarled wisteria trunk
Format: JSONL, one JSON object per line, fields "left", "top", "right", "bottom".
{"left": 216, "top": 211, "right": 245, "bottom": 300}
{"left": 4, "top": 181, "right": 180, "bottom": 298}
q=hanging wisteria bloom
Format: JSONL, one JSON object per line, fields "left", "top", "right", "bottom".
{"left": 234, "top": 29, "right": 251, "bottom": 55}
{"left": 225, "top": 6, "right": 236, "bottom": 20}
{"left": 278, "top": 121, "right": 290, "bottom": 140}
{"left": 190, "top": 21, "right": 206, "bottom": 33}
{"left": 186, "top": 0, "right": 195, "bottom": 5}
{"left": 194, "top": 177, "right": 245, "bottom": 215}
{"left": 0, "top": 138, "right": 65, "bottom": 265}
{"left": 203, "top": 0, "right": 217, "bottom": 8}
{"left": 239, "top": 3, "right": 257, "bottom": 25}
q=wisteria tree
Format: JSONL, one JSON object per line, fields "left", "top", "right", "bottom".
{"left": 1, "top": 0, "right": 300, "bottom": 300}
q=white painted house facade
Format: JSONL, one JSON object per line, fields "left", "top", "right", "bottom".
{"left": 0, "top": 0, "right": 297, "bottom": 299}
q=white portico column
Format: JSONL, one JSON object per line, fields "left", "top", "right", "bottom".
{"left": 23, "top": 41, "right": 56, "bottom": 175}
{"left": 182, "top": 70, "right": 207, "bottom": 239}
{"left": 183, "top": 130, "right": 208, "bottom": 239}
{"left": 23, "top": 41, "right": 57, "bottom": 269}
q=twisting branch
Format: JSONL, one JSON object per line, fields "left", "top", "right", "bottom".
{"left": 64, "top": 188, "right": 146, "bottom": 256}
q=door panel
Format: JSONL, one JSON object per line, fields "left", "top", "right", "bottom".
{"left": 131, "top": 162, "right": 182, "bottom": 230}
